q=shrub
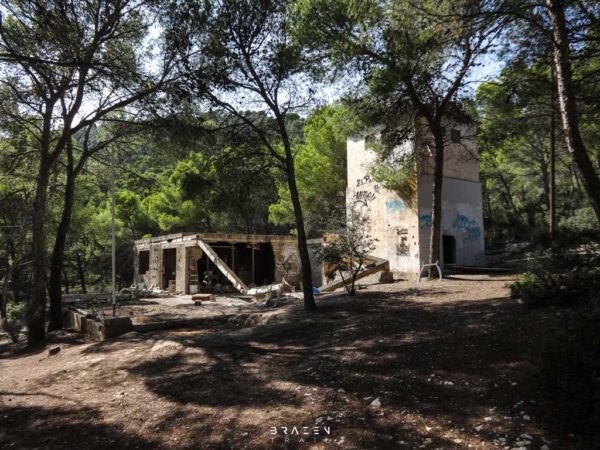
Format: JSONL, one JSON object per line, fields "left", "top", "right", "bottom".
{"left": 6, "top": 300, "right": 27, "bottom": 342}
{"left": 530, "top": 226, "right": 600, "bottom": 251}
{"left": 510, "top": 256, "right": 600, "bottom": 307}
{"left": 511, "top": 230, "right": 600, "bottom": 308}
{"left": 558, "top": 207, "right": 598, "bottom": 232}
{"left": 534, "top": 312, "right": 600, "bottom": 439}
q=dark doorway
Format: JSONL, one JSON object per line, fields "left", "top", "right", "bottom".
{"left": 162, "top": 248, "right": 177, "bottom": 290}
{"left": 254, "top": 243, "right": 275, "bottom": 286}
{"left": 442, "top": 235, "right": 456, "bottom": 264}
{"left": 195, "top": 241, "right": 276, "bottom": 289}
{"left": 139, "top": 250, "right": 149, "bottom": 274}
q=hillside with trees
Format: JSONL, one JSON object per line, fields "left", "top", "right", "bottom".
{"left": 1, "top": 0, "right": 599, "bottom": 448}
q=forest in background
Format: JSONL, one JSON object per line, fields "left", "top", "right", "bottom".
{"left": 1, "top": 0, "right": 600, "bottom": 341}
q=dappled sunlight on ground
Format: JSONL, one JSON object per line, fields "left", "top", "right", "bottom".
{"left": 0, "top": 275, "right": 580, "bottom": 449}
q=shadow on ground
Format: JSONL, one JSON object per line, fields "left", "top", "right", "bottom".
{"left": 0, "top": 404, "right": 159, "bottom": 450}
{"left": 1, "top": 281, "right": 587, "bottom": 449}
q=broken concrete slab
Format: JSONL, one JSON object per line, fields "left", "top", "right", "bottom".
{"left": 63, "top": 309, "right": 132, "bottom": 341}
{"left": 192, "top": 293, "right": 216, "bottom": 302}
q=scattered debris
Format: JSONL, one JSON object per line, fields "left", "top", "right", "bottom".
{"left": 48, "top": 346, "right": 61, "bottom": 356}
{"left": 370, "top": 397, "right": 381, "bottom": 407}
{"left": 150, "top": 340, "right": 183, "bottom": 352}
{"left": 379, "top": 270, "right": 394, "bottom": 283}
{"left": 118, "top": 286, "right": 174, "bottom": 301}
{"left": 192, "top": 293, "right": 216, "bottom": 302}
{"left": 250, "top": 278, "right": 296, "bottom": 303}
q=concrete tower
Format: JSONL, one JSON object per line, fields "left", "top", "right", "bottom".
{"left": 346, "top": 118, "right": 485, "bottom": 276}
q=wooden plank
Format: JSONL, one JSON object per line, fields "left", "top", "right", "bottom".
{"left": 319, "top": 256, "right": 389, "bottom": 293}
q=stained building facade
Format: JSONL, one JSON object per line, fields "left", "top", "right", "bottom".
{"left": 133, "top": 232, "right": 303, "bottom": 294}
{"left": 346, "top": 119, "right": 485, "bottom": 276}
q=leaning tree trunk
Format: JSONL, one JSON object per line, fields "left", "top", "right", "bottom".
{"left": 48, "top": 143, "right": 77, "bottom": 332}
{"left": 546, "top": 0, "right": 600, "bottom": 222}
{"left": 428, "top": 126, "right": 445, "bottom": 276}
{"left": 28, "top": 157, "right": 52, "bottom": 345}
{"left": 284, "top": 148, "right": 316, "bottom": 310}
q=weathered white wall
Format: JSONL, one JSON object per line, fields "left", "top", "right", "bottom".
{"left": 347, "top": 138, "right": 421, "bottom": 274}
{"left": 417, "top": 174, "right": 485, "bottom": 266}
{"left": 417, "top": 121, "right": 480, "bottom": 183}
{"left": 347, "top": 122, "right": 485, "bottom": 273}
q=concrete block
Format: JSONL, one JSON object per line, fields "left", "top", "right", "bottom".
{"left": 63, "top": 309, "right": 132, "bottom": 340}
{"left": 100, "top": 316, "right": 133, "bottom": 339}
{"left": 192, "top": 293, "right": 216, "bottom": 302}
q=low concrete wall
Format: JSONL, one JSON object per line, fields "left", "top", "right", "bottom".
{"left": 63, "top": 309, "right": 132, "bottom": 341}
{"left": 63, "top": 293, "right": 111, "bottom": 303}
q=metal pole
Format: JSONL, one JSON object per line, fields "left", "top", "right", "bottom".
{"left": 231, "top": 244, "right": 235, "bottom": 273}
{"left": 111, "top": 147, "right": 117, "bottom": 316}
{"left": 251, "top": 245, "right": 255, "bottom": 285}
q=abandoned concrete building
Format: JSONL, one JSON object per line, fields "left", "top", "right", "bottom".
{"left": 347, "top": 118, "right": 485, "bottom": 275}
{"left": 133, "top": 116, "right": 484, "bottom": 293}
{"left": 133, "top": 232, "right": 311, "bottom": 295}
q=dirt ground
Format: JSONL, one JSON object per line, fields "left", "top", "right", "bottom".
{"left": 0, "top": 275, "right": 586, "bottom": 449}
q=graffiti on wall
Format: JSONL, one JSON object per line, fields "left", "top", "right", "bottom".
{"left": 275, "top": 246, "right": 300, "bottom": 282}
{"left": 385, "top": 199, "right": 406, "bottom": 213}
{"left": 452, "top": 214, "right": 481, "bottom": 242}
{"left": 352, "top": 174, "right": 381, "bottom": 207}
{"left": 419, "top": 214, "right": 432, "bottom": 228}
{"left": 356, "top": 174, "right": 372, "bottom": 187}
{"left": 352, "top": 190, "right": 377, "bottom": 207}
{"left": 396, "top": 236, "right": 410, "bottom": 257}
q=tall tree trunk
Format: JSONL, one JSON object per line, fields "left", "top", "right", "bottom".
{"left": 0, "top": 285, "right": 7, "bottom": 332}
{"left": 63, "top": 267, "right": 69, "bottom": 295}
{"left": 28, "top": 157, "right": 51, "bottom": 345}
{"left": 285, "top": 150, "right": 316, "bottom": 310}
{"left": 76, "top": 255, "right": 87, "bottom": 294}
{"left": 428, "top": 125, "right": 445, "bottom": 274}
{"left": 1, "top": 258, "right": 17, "bottom": 332}
{"left": 0, "top": 294, "right": 6, "bottom": 332}
{"left": 48, "top": 142, "right": 77, "bottom": 332}
{"left": 549, "top": 60, "right": 557, "bottom": 236}
{"left": 546, "top": 0, "right": 600, "bottom": 222}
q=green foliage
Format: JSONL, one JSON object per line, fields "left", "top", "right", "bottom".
{"left": 6, "top": 300, "right": 27, "bottom": 342}
{"left": 559, "top": 207, "right": 598, "bottom": 232}
{"left": 142, "top": 148, "right": 280, "bottom": 234}
{"left": 317, "top": 204, "right": 377, "bottom": 295}
{"left": 369, "top": 149, "right": 418, "bottom": 210}
{"left": 269, "top": 103, "right": 358, "bottom": 235}
{"left": 510, "top": 236, "right": 600, "bottom": 308}
{"left": 476, "top": 47, "right": 600, "bottom": 244}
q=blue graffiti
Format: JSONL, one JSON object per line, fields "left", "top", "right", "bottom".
{"left": 419, "top": 214, "right": 432, "bottom": 228}
{"left": 452, "top": 214, "right": 481, "bottom": 242}
{"left": 385, "top": 199, "right": 406, "bottom": 213}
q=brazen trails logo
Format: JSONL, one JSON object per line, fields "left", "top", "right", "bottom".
{"left": 269, "top": 425, "right": 332, "bottom": 444}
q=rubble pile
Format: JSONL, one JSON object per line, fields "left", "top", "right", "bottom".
{"left": 117, "top": 286, "right": 173, "bottom": 301}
